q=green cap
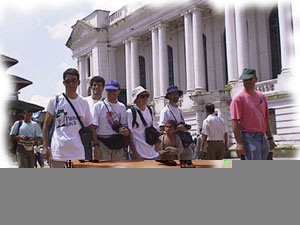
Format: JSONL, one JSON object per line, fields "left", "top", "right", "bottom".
{"left": 240, "top": 68, "right": 256, "bottom": 80}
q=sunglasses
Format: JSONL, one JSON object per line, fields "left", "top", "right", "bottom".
{"left": 64, "top": 79, "right": 79, "bottom": 84}
{"left": 139, "top": 94, "right": 150, "bottom": 99}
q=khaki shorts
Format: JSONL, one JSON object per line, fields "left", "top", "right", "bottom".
{"left": 98, "top": 140, "right": 124, "bottom": 160}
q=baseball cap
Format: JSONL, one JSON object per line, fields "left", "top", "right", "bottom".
{"left": 104, "top": 80, "right": 120, "bottom": 90}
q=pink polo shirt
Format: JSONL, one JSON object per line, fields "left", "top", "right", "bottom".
{"left": 230, "top": 89, "right": 269, "bottom": 132}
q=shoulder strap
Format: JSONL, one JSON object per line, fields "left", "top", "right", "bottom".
{"left": 130, "top": 107, "right": 139, "bottom": 128}
{"left": 136, "top": 108, "right": 148, "bottom": 127}
{"left": 62, "top": 93, "right": 84, "bottom": 128}
{"left": 16, "top": 121, "right": 22, "bottom": 135}
{"left": 167, "top": 105, "right": 185, "bottom": 124}
{"left": 102, "top": 99, "right": 110, "bottom": 113}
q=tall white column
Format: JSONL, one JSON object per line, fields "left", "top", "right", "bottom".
{"left": 291, "top": 0, "right": 300, "bottom": 68}
{"left": 108, "top": 47, "right": 117, "bottom": 81}
{"left": 125, "top": 40, "right": 132, "bottom": 104}
{"left": 278, "top": 0, "right": 294, "bottom": 73}
{"left": 192, "top": 8, "right": 206, "bottom": 91}
{"left": 158, "top": 23, "right": 169, "bottom": 97}
{"left": 78, "top": 57, "right": 87, "bottom": 96}
{"left": 184, "top": 11, "right": 195, "bottom": 91}
{"left": 151, "top": 27, "right": 160, "bottom": 98}
{"left": 131, "top": 37, "right": 140, "bottom": 89}
{"left": 225, "top": 2, "right": 238, "bottom": 82}
{"left": 235, "top": 5, "right": 250, "bottom": 75}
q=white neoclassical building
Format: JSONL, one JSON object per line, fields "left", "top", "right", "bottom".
{"left": 66, "top": 0, "right": 300, "bottom": 147}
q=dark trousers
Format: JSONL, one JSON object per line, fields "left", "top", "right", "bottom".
{"left": 16, "top": 145, "right": 35, "bottom": 168}
{"left": 207, "top": 141, "right": 226, "bottom": 160}
{"left": 35, "top": 152, "right": 44, "bottom": 167}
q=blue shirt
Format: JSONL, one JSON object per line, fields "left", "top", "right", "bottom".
{"left": 10, "top": 120, "right": 42, "bottom": 138}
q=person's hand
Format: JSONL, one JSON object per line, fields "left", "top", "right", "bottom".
{"left": 93, "top": 145, "right": 101, "bottom": 160}
{"left": 42, "top": 145, "right": 50, "bottom": 160}
{"left": 236, "top": 143, "right": 245, "bottom": 157}
{"left": 269, "top": 140, "right": 277, "bottom": 152}
{"left": 18, "top": 135, "right": 25, "bottom": 140}
{"left": 133, "top": 153, "right": 143, "bottom": 161}
{"left": 120, "top": 127, "right": 130, "bottom": 136}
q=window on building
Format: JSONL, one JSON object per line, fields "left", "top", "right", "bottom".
{"left": 168, "top": 45, "right": 174, "bottom": 86}
{"left": 87, "top": 56, "right": 91, "bottom": 78}
{"left": 203, "top": 34, "right": 209, "bottom": 91}
{"left": 269, "top": 7, "right": 282, "bottom": 79}
{"left": 269, "top": 109, "right": 277, "bottom": 135}
{"left": 139, "top": 56, "right": 146, "bottom": 88}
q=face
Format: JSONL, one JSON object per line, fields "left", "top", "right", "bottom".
{"left": 165, "top": 123, "right": 176, "bottom": 135}
{"left": 135, "top": 92, "right": 150, "bottom": 106}
{"left": 243, "top": 76, "right": 257, "bottom": 90}
{"left": 168, "top": 91, "right": 180, "bottom": 103}
{"left": 106, "top": 89, "right": 120, "bottom": 101}
{"left": 63, "top": 74, "right": 80, "bottom": 92}
{"left": 91, "top": 81, "right": 104, "bottom": 96}
{"left": 24, "top": 112, "right": 32, "bottom": 120}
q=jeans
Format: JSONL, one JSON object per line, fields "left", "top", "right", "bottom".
{"left": 242, "top": 132, "right": 269, "bottom": 160}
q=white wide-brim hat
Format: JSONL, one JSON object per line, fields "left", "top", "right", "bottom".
{"left": 132, "top": 86, "right": 150, "bottom": 103}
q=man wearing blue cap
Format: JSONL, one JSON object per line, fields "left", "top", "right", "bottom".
{"left": 93, "top": 80, "right": 130, "bottom": 160}
{"left": 230, "top": 68, "right": 276, "bottom": 160}
{"left": 159, "top": 85, "right": 195, "bottom": 168}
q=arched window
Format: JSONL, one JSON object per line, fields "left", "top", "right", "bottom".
{"left": 269, "top": 7, "right": 281, "bottom": 79}
{"left": 168, "top": 45, "right": 174, "bottom": 86}
{"left": 203, "top": 34, "right": 209, "bottom": 91}
{"left": 139, "top": 56, "right": 146, "bottom": 88}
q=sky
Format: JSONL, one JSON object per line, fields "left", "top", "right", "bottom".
{"left": 0, "top": 0, "right": 299, "bottom": 166}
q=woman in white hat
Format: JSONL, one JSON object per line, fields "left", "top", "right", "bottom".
{"left": 126, "top": 86, "right": 160, "bottom": 160}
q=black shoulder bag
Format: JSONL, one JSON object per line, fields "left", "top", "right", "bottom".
{"left": 63, "top": 93, "right": 92, "bottom": 159}
{"left": 135, "top": 106, "right": 161, "bottom": 146}
{"left": 168, "top": 106, "right": 193, "bottom": 147}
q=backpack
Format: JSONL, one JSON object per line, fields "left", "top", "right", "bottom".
{"left": 130, "top": 105, "right": 153, "bottom": 128}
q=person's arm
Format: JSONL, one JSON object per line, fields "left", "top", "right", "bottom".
{"left": 42, "top": 112, "right": 53, "bottom": 158}
{"left": 265, "top": 120, "right": 277, "bottom": 151}
{"left": 200, "top": 134, "right": 208, "bottom": 153}
{"left": 231, "top": 119, "right": 245, "bottom": 157}
{"left": 224, "top": 132, "right": 228, "bottom": 151}
{"left": 88, "top": 124, "right": 101, "bottom": 158}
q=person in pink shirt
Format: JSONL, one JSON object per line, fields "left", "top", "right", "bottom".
{"left": 230, "top": 68, "right": 276, "bottom": 160}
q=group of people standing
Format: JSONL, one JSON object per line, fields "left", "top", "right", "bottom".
{"left": 9, "top": 67, "right": 276, "bottom": 168}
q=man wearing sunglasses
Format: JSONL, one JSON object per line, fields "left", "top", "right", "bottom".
{"left": 230, "top": 68, "right": 276, "bottom": 160}
{"left": 42, "top": 68, "right": 100, "bottom": 167}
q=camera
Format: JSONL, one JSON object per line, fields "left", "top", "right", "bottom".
{"left": 112, "top": 123, "right": 122, "bottom": 133}
{"left": 179, "top": 122, "right": 191, "bottom": 130}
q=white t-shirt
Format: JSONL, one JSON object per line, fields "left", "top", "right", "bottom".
{"left": 159, "top": 103, "right": 184, "bottom": 127}
{"left": 93, "top": 99, "right": 127, "bottom": 136}
{"left": 47, "top": 94, "right": 93, "bottom": 161}
{"left": 127, "top": 106, "right": 159, "bottom": 159}
{"left": 85, "top": 96, "right": 103, "bottom": 116}
{"left": 202, "top": 114, "right": 227, "bottom": 141}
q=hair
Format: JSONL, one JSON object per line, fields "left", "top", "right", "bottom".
{"left": 205, "top": 103, "right": 215, "bottom": 114}
{"left": 165, "top": 120, "right": 178, "bottom": 129}
{"left": 63, "top": 68, "right": 79, "bottom": 80}
{"left": 90, "top": 76, "right": 105, "bottom": 87}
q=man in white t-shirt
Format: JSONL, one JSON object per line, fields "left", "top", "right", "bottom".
{"left": 200, "top": 103, "right": 228, "bottom": 160}
{"left": 42, "top": 68, "right": 100, "bottom": 168}
{"left": 159, "top": 85, "right": 195, "bottom": 168}
{"left": 93, "top": 80, "right": 130, "bottom": 160}
{"left": 85, "top": 76, "right": 105, "bottom": 114}
{"left": 127, "top": 86, "right": 159, "bottom": 160}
